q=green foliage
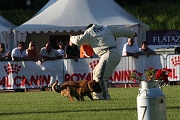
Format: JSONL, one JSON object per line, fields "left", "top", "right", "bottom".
{"left": 0, "top": 10, "right": 36, "bottom": 25}
{"left": 0, "top": 86, "right": 180, "bottom": 120}
{"left": 124, "top": 1, "right": 180, "bottom": 30}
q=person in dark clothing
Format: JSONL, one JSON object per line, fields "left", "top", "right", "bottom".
{"left": 64, "top": 40, "right": 80, "bottom": 62}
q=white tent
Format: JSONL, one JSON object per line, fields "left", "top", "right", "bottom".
{"left": 0, "top": 15, "right": 16, "bottom": 50}
{"left": 14, "top": 0, "right": 149, "bottom": 50}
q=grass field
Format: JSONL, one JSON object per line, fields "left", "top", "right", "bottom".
{"left": 0, "top": 86, "right": 180, "bottom": 120}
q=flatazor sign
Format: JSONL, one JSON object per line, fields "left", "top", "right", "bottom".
{"left": 146, "top": 30, "right": 180, "bottom": 45}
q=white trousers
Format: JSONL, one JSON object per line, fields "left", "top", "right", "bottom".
{"left": 93, "top": 49, "right": 120, "bottom": 100}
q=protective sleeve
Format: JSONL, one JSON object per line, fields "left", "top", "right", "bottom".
{"left": 109, "top": 26, "right": 135, "bottom": 38}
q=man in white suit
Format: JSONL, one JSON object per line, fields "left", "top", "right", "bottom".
{"left": 70, "top": 24, "right": 137, "bottom": 100}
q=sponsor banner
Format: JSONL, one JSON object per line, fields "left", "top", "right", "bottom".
{"left": 0, "top": 61, "right": 19, "bottom": 89}
{"left": 0, "top": 60, "right": 64, "bottom": 89}
{"left": 63, "top": 58, "right": 98, "bottom": 82}
{"left": 166, "top": 54, "right": 180, "bottom": 81}
{"left": 0, "top": 55, "right": 179, "bottom": 89}
{"left": 41, "top": 60, "right": 64, "bottom": 86}
{"left": 146, "top": 30, "right": 180, "bottom": 45}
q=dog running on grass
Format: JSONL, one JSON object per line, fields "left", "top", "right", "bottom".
{"left": 51, "top": 80, "right": 102, "bottom": 102}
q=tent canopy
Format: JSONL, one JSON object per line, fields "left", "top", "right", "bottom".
{"left": 14, "top": 0, "right": 149, "bottom": 33}
{"left": 0, "top": 15, "right": 16, "bottom": 50}
{"left": 0, "top": 15, "right": 16, "bottom": 33}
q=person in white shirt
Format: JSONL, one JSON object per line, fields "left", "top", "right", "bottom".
{"left": 70, "top": 24, "right": 137, "bottom": 100}
{"left": 40, "top": 42, "right": 63, "bottom": 61}
{"left": 11, "top": 42, "right": 29, "bottom": 61}
{"left": 122, "top": 38, "right": 141, "bottom": 88}
{"left": 57, "top": 42, "right": 65, "bottom": 57}
{"left": 122, "top": 37, "right": 141, "bottom": 58}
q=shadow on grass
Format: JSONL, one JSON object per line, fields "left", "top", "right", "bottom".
{"left": 0, "top": 106, "right": 179, "bottom": 116}
{"left": 0, "top": 107, "right": 137, "bottom": 116}
{"left": 167, "top": 106, "right": 180, "bottom": 109}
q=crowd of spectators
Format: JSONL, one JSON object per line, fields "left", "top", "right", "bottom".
{"left": 0, "top": 38, "right": 155, "bottom": 63}
{"left": 0, "top": 41, "right": 76, "bottom": 62}
{"left": 0, "top": 40, "right": 95, "bottom": 62}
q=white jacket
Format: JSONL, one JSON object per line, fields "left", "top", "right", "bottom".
{"left": 70, "top": 24, "right": 135, "bottom": 56}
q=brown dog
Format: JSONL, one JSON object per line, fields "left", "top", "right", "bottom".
{"left": 51, "top": 80, "right": 102, "bottom": 102}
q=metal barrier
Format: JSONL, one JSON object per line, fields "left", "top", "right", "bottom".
{"left": 0, "top": 54, "right": 179, "bottom": 90}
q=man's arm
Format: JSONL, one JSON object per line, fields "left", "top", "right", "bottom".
{"left": 124, "top": 52, "right": 136, "bottom": 56}
{"left": 1, "top": 52, "right": 11, "bottom": 60}
{"left": 42, "top": 54, "right": 63, "bottom": 61}
{"left": 41, "top": 56, "right": 56, "bottom": 61}
{"left": 70, "top": 31, "right": 90, "bottom": 45}
{"left": 109, "top": 26, "right": 136, "bottom": 38}
{"left": 148, "top": 48, "right": 156, "bottom": 55}
{"left": 123, "top": 51, "right": 141, "bottom": 57}
{"left": 13, "top": 56, "right": 29, "bottom": 61}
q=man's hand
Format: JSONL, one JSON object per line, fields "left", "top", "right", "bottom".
{"left": 6, "top": 52, "right": 11, "bottom": 56}
{"left": 133, "top": 53, "right": 139, "bottom": 59}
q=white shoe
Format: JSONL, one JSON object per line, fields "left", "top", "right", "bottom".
{"left": 93, "top": 96, "right": 111, "bottom": 100}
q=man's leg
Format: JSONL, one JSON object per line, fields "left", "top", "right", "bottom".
{"left": 93, "top": 80, "right": 110, "bottom": 100}
{"left": 92, "top": 59, "right": 107, "bottom": 100}
{"left": 93, "top": 50, "right": 120, "bottom": 100}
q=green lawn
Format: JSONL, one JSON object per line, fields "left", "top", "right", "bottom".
{"left": 0, "top": 86, "right": 179, "bottom": 120}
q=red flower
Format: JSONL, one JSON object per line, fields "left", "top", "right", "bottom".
{"left": 130, "top": 67, "right": 172, "bottom": 83}
{"left": 130, "top": 71, "right": 143, "bottom": 81}
{"left": 154, "top": 68, "right": 171, "bottom": 84}
{"left": 138, "top": 73, "right": 143, "bottom": 76}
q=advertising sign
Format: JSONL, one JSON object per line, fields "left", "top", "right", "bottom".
{"left": 146, "top": 30, "right": 180, "bottom": 45}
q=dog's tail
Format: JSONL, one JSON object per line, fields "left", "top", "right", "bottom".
{"left": 51, "top": 80, "right": 61, "bottom": 93}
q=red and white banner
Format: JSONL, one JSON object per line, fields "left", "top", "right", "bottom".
{"left": 0, "top": 54, "right": 179, "bottom": 89}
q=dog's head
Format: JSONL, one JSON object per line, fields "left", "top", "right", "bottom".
{"left": 88, "top": 80, "right": 102, "bottom": 92}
